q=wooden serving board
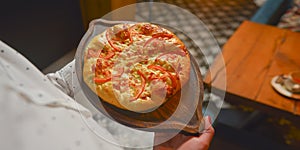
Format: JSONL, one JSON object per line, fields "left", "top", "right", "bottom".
{"left": 80, "top": 55, "right": 204, "bottom": 134}
{"left": 75, "top": 19, "right": 204, "bottom": 134}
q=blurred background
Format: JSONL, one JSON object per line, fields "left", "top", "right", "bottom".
{"left": 0, "top": 0, "right": 135, "bottom": 70}
{"left": 1, "top": 0, "right": 300, "bottom": 149}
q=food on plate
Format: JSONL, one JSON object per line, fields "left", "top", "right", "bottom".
{"left": 83, "top": 22, "right": 190, "bottom": 112}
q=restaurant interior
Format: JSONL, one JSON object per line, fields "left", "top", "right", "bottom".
{"left": 1, "top": 0, "right": 300, "bottom": 149}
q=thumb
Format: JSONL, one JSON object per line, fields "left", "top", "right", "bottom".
{"left": 177, "top": 116, "right": 215, "bottom": 150}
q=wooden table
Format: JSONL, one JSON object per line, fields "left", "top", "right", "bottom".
{"left": 204, "top": 21, "right": 300, "bottom": 117}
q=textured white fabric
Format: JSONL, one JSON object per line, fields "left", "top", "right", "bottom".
{"left": 45, "top": 51, "right": 155, "bottom": 149}
{"left": 46, "top": 60, "right": 103, "bottom": 116}
{"left": 0, "top": 41, "right": 122, "bottom": 150}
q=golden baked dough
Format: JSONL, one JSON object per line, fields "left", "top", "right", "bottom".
{"left": 83, "top": 23, "right": 190, "bottom": 112}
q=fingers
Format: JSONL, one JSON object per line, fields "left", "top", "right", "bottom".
{"left": 199, "top": 116, "right": 215, "bottom": 143}
{"left": 154, "top": 116, "right": 215, "bottom": 150}
{"left": 177, "top": 116, "right": 215, "bottom": 150}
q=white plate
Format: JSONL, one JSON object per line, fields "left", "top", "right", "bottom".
{"left": 271, "top": 75, "right": 300, "bottom": 100}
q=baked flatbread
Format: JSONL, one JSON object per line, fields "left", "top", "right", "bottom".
{"left": 83, "top": 23, "right": 190, "bottom": 112}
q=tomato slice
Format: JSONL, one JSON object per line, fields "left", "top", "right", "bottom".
{"left": 94, "top": 77, "right": 111, "bottom": 84}
{"left": 140, "top": 24, "right": 155, "bottom": 35}
{"left": 94, "top": 67, "right": 124, "bottom": 85}
{"left": 130, "top": 70, "right": 146, "bottom": 102}
{"left": 148, "top": 65, "right": 177, "bottom": 88}
{"left": 105, "top": 51, "right": 115, "bottom": 59}
{"left": 106, "top": 31, "right": 121, "bottom": 52}
{"left": 106, "top": 26, "right": 132, "bottom": 52}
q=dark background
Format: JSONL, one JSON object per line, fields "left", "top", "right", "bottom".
{"left": 0, "top": 0, "right": 84, "bottom": 69}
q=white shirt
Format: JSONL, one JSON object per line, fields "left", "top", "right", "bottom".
{"left": 0, "top": 40, "right": 154, "bottom": 150}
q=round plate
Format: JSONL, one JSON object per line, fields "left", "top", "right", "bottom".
{"left": 271, "top": 75, "right": 300, "bottom": 100}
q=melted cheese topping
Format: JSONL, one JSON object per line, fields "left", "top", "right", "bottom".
{"left": 84, "top": 23, "right": 190, "bottom": 112}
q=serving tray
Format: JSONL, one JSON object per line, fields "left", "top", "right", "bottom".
{"left": 76, "top": 19, "right": 204, "bottom": 134}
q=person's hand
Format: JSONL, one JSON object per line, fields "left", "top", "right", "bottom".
{"left": 154, "top": 116, "right": 215, "bottom": 150}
